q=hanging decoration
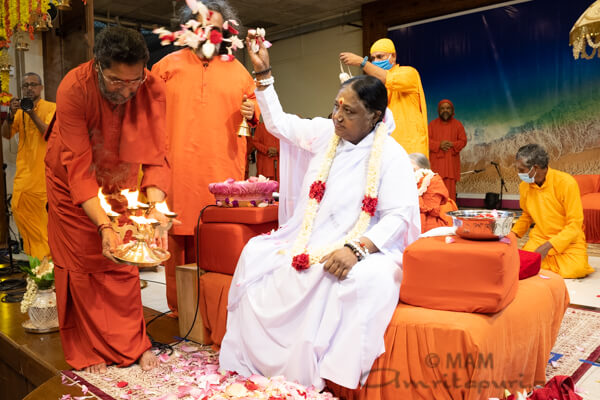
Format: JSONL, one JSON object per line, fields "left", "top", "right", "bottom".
{"left": 0, "top": 48, "right": 12, "bottom": 105}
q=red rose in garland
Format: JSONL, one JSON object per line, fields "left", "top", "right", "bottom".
{"left": 292, "top": 253, "right": 310, "bottom": 270}
{"left": 362, "top": 196, "right": 378, "bottom": 216}
{"left": 309, "top": 181, "right": 326, "bottom": 203}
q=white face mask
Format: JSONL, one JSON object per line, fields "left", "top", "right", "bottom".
{"left": 518, "top": 166, "right": 536, "bottom": 183}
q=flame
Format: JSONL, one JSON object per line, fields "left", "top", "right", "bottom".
{"left": 155, "top": 201, "right": 176, "bottom": 216}
{"left": 121, "top": 189, "right": 148, "bottom": 209}
{"left": 129, "top": 215, "right": 158, "bottom": 225}
{"left": 98, "top": 188, "right": 119, "bottom": 216}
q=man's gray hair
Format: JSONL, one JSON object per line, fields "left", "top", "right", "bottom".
{"left": 515, "top": 144, "right": 549, "bottom": 169}
{"left": 179, "top": 0, "right": 239, "bottom": 26}
{"left": 23, "top": 72, "right": 42, "bottom": 85}
{"left": 408, "top": 152, "right": 431, "bottom": 169}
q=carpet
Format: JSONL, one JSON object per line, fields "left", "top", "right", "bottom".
{"left": 61, "top": 343, "right": 336, "bottom": 400}
{"left": 545, "top": 307, "right": 600, "bottom": 383}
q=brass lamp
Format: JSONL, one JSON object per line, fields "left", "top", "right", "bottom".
{"left": 570, "top": 0, "right": 600, "bottom": 59}
{"left": 54, "top": 0, "right": 72, "bottom": 11}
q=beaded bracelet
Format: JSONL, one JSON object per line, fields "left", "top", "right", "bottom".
{"left": 252, "top": 66, "right": 272, "bottom": 76}
{"left": 360, "top": 56, "right": 368, "bottom": 68}
{"left": 352, "top": 238, "right": 370, "bottom": 256}
{"left": 97, "top": 223, "right": 114, "bottom": 236}
{"left": 255, "top": 76, "right": 275, "bottom": 87}
{"left": 344, "top": 243, "right": 364, "bottom": 261}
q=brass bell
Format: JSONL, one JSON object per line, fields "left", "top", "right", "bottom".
{"left": 15, "top": 41, "right": 29, "bottom": 51}
{"left": 55, "top": 0, "right": 72, "bottom": 11}
{"left": 34, "top": 16, "right": 51, "bottom": 32}
{"left": 237, "top": 118, "right": 251, "bottom": 137}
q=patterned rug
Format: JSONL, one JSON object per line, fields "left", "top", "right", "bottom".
{"left": 61, "top": 343, "right": 335, "bottom": 400}
{"left": 545, "top": 307, "right": 600, "bottom": 382}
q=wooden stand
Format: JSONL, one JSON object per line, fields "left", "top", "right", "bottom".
{"left": 175, "top": 264, "right": 212, "bottom": 344}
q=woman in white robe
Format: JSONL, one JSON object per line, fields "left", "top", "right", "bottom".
{"left": 219, "top": 35, "right": 421, "bottom": 391}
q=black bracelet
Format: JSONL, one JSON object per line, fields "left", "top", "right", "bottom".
{"left": 343, "top": 243, "right": 363, "bottom": 261}
{"left": 252, "top": 66, "right": 272, "bottom": 76}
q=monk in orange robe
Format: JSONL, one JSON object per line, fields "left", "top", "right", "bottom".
{"left": 409, "top": 153, "right": 451, "bottom": 233}
{"left": 428, "top": 99, "right": 467, "bottom": 201}
{"left": 45, "top": 27, "right": 171, "bottom": 373}
{"left": 152, "top": 1, "right": 259, "bottom": 314}
{"left": 249, "top": 122, "right": 279, "bottom": 181}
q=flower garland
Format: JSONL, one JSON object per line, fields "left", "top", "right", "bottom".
{"left": 415, "top": 168, "right": 435, "bottom": 196}
{"left": 153, "top": 0, "right": 252, "bottom": 61}
{"left": 0, "top": 48, "right": 11, "bottom": 105}
{"left": 20, "top": 276, "right": 38, "bottom": 313}
{"left": 290, "top": 123, "right": 387, "bottom": 270}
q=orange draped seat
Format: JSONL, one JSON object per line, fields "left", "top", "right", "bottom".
{"left": 573, "top": 174, "right": 600, "bottom": 243}
{"left": 196, "top": 210, "right": 569, "bottom": 399}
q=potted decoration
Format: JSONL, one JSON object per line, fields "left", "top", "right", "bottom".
{"left": 20, "top": 256, "right": 59, "bottom": 333}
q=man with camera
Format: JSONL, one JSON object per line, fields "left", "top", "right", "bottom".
{"left": 1, "top": 72, "right": 56, "bottom": 260}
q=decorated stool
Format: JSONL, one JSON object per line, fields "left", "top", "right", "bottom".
{"left": 198, "top": 205, "right": 278, "bottom": 275}
{"left": 400, "top": 233, "right": 519, "bottom": 313}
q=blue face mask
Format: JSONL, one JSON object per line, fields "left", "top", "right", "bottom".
{"left": 373, "top": 58, "right": 393, "bottom": 70}
{"left": 518, "top": 166, "right": 536, "bottom": 183}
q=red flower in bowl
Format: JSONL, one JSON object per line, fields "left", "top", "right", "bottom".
{"left": 309, "top": 181, "right": 326, "bottom": 203}
{"left": 292, "top": 253, "right": 310, "bottom": 270}
{"left": 362, "top": 196, "right": 378, "bottom": 216}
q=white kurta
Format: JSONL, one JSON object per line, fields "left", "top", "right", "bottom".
{"left": 219, "top": 85, "right": 421, "bottom": 390}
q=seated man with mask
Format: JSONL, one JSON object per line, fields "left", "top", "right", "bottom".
{"left": 511, "top": 144, "right": 593, "bottom": 278}
{"left": 339, "top": 38, "right": 428, "bottom": 156}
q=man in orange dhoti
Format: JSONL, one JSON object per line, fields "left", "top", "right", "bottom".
{"left": 428, "top": 99, "right": 467, "bottom": 201}
{"left": 249, "top": 122, "right": 279, "bottom": 181}
{"left": 152, "top": 0, "right": 259, "bottom": 314}
{"left": 340, "top": 38, "right": 429, "bottom": 156}
{"left": 1, "top": 73, "right": 55, "bottom": 260}
{"left": 408, "top": 153, "right": 451, "bottom": 233}
{"left": 511, "top": 144, "right": 594, "bottom": 278}
{"left": 45, "top": 27, "right": 171, "bottom": 373}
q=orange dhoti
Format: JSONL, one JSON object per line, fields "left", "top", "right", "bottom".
{"left": 54, "top": 265, "right": 151, "bottom": 370}
{"left": 12, "top": 191, "right": 50, "bottom": 259}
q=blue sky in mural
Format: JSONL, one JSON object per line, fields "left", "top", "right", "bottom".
{"left": 388, "top": 0, "right": 600, "bottom": 144}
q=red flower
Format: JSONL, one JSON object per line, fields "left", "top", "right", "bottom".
{"left": 362, "top": 196, "right": 378, "bottom": 216}
{"left": 309, "top": 181, "right": 326, "bottom": 203}
{"left": 209, "top": 29, "right": 223, "bottom": 44}
{"left": 244, "top": 380, "right": 259, "bottom": 391}
{"left": 116, "top": 381, "right": 128, "bottom": 388}
{"left": 292, "top": 253, "right": 310, "bottom": 270}
{"left": 227, "top": 25, "right": 239, "bottom": 35}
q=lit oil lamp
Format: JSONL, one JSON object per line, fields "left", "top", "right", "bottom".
{"left": 97, "top": 189, "right": 175, "bottom": 267}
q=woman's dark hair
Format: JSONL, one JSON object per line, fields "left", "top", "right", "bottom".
{"left": 516, "top": 144, "right": 549, "bottom": 169}
{"left": 179, "top": 0, "right": 242, "bottom": 54}
{"left": 341, "top": 75, "right": 388, "bottom": 122}
{"left": 94, "top": 26, "right": 149, "bottom": 69}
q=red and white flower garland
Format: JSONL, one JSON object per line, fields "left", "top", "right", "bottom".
{"left": 415, "top": 168, "right": 435, "bottom": 196}
{"left": 291, "top": 123, "right": 387, "bottom": 270}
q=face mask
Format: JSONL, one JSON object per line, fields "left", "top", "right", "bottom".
{"left": 518, "top": 166, "right": 536, "bottom": 183}
{"left": 373, "top": 57, "right": 393, "bottom": 70}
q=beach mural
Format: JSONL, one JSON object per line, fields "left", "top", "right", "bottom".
{"left": 389, "top": 0, "right": 600, "bottom": 196}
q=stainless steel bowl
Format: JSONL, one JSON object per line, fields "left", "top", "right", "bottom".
{"left": 446, "top": 210, "right": 515, "bottom": 240}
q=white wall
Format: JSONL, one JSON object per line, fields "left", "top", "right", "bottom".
{"left": 251, "top": 24, "right": 363, "bottom": 119}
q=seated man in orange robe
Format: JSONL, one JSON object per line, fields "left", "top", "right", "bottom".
{"left": 249, "top": 122, "right": 279, "bottom": 181}
{"left": 45, "top": 26, "right": 171, "bottom": 374}
{"left": 428, "top": 99, "right": 467, "bottom": 201}
{"left": 408, "top": 153, "right": 451, "bottom": 233}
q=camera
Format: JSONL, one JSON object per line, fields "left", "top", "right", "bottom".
{"left": 20, "top": 98, "right": 34, "bottom": 111}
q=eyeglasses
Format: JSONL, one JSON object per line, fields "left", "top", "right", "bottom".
{"left": 97, "top": 64, "right": 147, "bottom": 88}
{"left": 22, "top": 83, "right": 41, "bottom": 89}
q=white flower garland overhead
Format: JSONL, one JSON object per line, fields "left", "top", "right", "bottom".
{"left": 414, "top": 168, "right": 435, "bottom": 197}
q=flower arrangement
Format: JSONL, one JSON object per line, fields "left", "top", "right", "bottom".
{"left": 415, "top": 168, "right": 435, "bottom": 196}
{"left": 20, "top": 256, "right": 55, "bottom": 313}
{"left": 290, "top": 122, "right": 388, "bottom": 270}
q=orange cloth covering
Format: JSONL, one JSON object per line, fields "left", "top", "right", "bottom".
{"left": 418, "top": 173, "right": 451, "bottom": 233}
{"left": 573, "top": 174, "right": 600, "bottom": 243}
{"left": 249, "top": 122, "right": 279, "bottom": 181}
{"left": 9, "top": 99, "right": 55, "bottom": 259}
{"left": 512, "top": 168, "right": 594, "bottom": 278}
{"left": 45, "top": 60, "right": 170, "bottom": 369}
{"left": 385, "top": 65, "right": 428, "bottom": 156}
{"left": 198, "top": 270, "right": 568, "bottom": 399}
{"left": 400, "top": 234, "right": 519, "bottom": 313}
{"left": 152, "top": 49, "right": 258, "bottom": 314}
{"left": 428, "top": 100, "right": 467, "bottom": 200}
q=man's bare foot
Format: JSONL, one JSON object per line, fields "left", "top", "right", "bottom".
{"left": 83, "top": 362, "right": 107, "bottom": 374}
{"left": 139, "top": 350, "right": 159, "bottom": 371}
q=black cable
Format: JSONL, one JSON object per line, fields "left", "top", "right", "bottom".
{"left": 1, "top": 290, "right": 25, "bottom": 303}
{"left": 147, "top": 204, "right": 217, "bottom": 351}
{"left": 0, "top": 277, "right": 26, "bottom": 291}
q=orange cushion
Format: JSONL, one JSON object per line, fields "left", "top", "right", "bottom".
{"left": 400, "top": 234, "right": 519, "bottom": 313}
{"left": 199, "top": 272, "right": 232, "bottom": 345}
{"left": 201, "top": 205, "right": 279, "bottom": 225}
{"left": 581, "top": 193, "right": 600, "bottom": 210}
{"left": 198, "top": 222, "right": 277, "bottom": 275}
{"left": 573, "top": 175, "right": 600, "bottom": 196}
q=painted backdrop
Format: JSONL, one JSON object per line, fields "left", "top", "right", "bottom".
{"left": 389, "top": 0, "right": 600, "bottom": 195}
